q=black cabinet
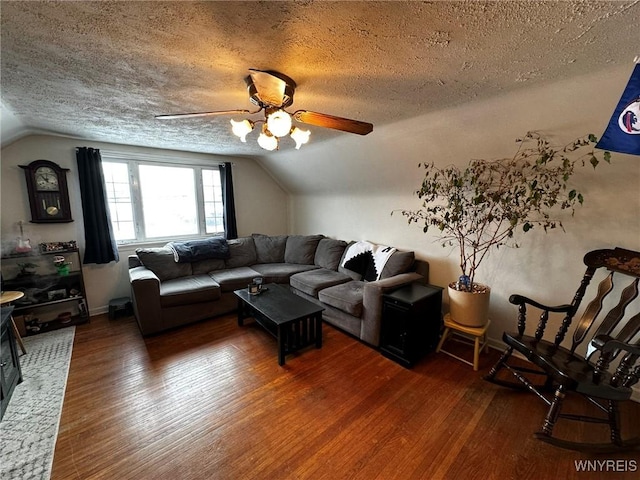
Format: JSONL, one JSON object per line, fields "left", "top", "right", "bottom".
{"left": 1, "top": 306, "right": 23, "bottom": 420}
{"left": 1, "top": 247, "right": 88, "bottom": 336}
{"left": 380, "top": 283, "right": 443, "bottom": 368}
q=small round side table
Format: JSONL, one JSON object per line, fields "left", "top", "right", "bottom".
{"left": 0, "top": 291, "right": 27, "bottom": 355}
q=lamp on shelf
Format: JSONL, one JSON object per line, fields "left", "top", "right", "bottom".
{"left": 230, "top": 108, "right": 310, "bottom": 151}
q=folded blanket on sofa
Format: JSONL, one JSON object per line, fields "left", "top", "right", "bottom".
{"left": 341, "top": 241, "right": 396, "bottom": 281}
{"left": 169, "top": 237, "right": 230, "bottom": 263}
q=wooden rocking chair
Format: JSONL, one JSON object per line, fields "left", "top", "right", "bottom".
{"left": 485, "top": 247, "right": 640, "bottom": 452}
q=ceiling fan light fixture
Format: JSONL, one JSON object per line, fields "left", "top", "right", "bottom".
{"left": 290, "top": 127, "right": 311, "bottom": 149}
{"left": 257, "top": 127, "right": 279, "bottom": 151}
{"left": 158, "top": 70, "right": 373, "bottom": 152}
{"left": 230, "top": 119, "right": 254, "bottom": 142}
{"left": 266, "top": 109, "right": 292, "bottom": 137}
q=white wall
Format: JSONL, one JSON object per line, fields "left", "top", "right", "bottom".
{"left": 273, "top": 65, "right": 640, "bottom": 346}
{"left": 0, "top": 135, "right": 289, "bottom": 314}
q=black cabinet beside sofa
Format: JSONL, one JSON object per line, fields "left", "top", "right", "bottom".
{"left": 128, "top": 234, "right": 429, "bottom": 347}
{"left": 380, "top": 283, "right": 443, "bottom": 368}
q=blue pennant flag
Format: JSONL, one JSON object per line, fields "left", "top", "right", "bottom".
{"left": 596, "top": 64, "right": 640, "bottom": 156}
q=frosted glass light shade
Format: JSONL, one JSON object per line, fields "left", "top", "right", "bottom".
{"left": 290, "top": 127, "right": 311, "bottom": 149}
{"left": 230, "top": 119, "right": 253, "bottom": 142}
{"left": 257, "top": 132, "right": 278, "bottom": 151}
{"left": 266, "top": 110, "right": 292, "bottom": 137}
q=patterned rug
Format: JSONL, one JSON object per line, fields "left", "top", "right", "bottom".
{"left": 0, "top": 327, "right": 75, "bottom": 480}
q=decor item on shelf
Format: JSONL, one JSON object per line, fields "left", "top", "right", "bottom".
{"left": 53, "top": 255, "right": 71, "bottom": 276}
{"left": 398, "top": 132, "right": 612, "bottom": 327}
{"left": 20, "top": 160, "right": 73, "bottom": 223}
{"left": 26, "top": 317, "right": 41, "bottom": 333}
{"left": 47, "top": 289, "right": 67, "bottom": 301}
{"left": 17, "top": 262, "right": 38, "bottom": 277}
{"left": 156, "top": 69, "right": 373, "bottom": 151}
{"left": 39, "top": 240, "right": 77, "bottom": 253}
{"left": 15, "top": 221, "right": 32, "bottom": 253}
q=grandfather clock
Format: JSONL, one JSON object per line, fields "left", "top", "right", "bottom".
{"left": 20, "top": 160, "right": 73, "bottom": 223}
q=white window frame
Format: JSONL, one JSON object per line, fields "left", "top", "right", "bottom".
{"left": 101, "top": 150, "right": 226, "bottom": 246}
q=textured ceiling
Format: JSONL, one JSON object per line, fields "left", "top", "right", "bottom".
{"left": 1, "top": 1, "right": 639, "bottom": 156}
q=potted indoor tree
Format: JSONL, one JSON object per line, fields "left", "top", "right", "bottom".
{"left": 398, "top": 132, "right": 611, "bottom": 327}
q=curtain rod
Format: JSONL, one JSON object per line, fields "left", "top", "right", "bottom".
{"left": 78, "top": 147, "right": 236, "bottom": 166}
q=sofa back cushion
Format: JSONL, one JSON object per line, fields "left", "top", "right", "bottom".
{"left": 379, "top": 251, "right": 415, "bottom": 279}
{"left": 285, "top": 234, "right": 324, "bottom": 265}
{"left": 252, "top": 234, "right": 288, "bottom": 263}
{"left": 136, "top": 246, "right": 192, "bottom": 281}
{"left": 225, "top": 237, "right": 258, "bottom": 268}
{"left": 192, "top": 257, "right": 227, "bottom": 275}
{"left": 314, "top": 238, "right": 347, "bottom": 270}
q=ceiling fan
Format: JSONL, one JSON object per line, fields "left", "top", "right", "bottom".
{"left": 155, "top": 69, "right": 374, "bottom": 150}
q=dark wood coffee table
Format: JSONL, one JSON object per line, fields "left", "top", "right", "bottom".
{"left": 234, "top": 283, "right": 324, "bottom": 365}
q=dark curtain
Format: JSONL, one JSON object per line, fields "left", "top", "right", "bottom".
{"left": 219, "top": 162, "right": 238, "bottom": 239}
{"left": 76, "top": 147, "right": 119, "bottom": 264}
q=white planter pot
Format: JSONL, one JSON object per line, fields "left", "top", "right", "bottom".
{"left": 448, "top": 283, "right": 491, "bottom": 327}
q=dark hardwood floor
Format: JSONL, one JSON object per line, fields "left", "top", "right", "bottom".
{"left": 51, "top": 313, "right": 640, "bottom": 479}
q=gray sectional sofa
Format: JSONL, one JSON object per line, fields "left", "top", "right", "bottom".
{"left": 128, "top": 233, "right": 428, "bottom": 346}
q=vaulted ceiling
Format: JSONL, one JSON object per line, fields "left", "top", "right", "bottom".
{"left": 1, "top": 1, "right": 639, "bottom": 156}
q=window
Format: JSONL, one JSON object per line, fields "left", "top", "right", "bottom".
{"left": 101, "top": 152, "right": 225, "bottom": 244}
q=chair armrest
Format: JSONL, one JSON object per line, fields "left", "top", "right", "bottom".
{"left": 508, "top": 294, "right": 573, "bottom": 313}
{"left": 592, "top": 334, "right": 640, "bottom": 388}
{"left": 508, "top": 294, "right": 574, "bottom": 338}
{"left": 593, "top": 334, "right": 640, "bottom": 356}
{"left": 129, "top": 266, "right": 162, "bottom": 335}
{"left": 129, "top": 265, "right": 160, "bottom": 284}
{"left": 361, "top": 272, "right": 424, "bottom": 346}
{"left": 128, "top": 254, "right": 142, "bottom": 268}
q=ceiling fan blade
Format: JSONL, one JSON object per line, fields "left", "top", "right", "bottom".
{"left": 249, "top": 69, "right": 286, "bottom": 107}
{"left": 293, "top": 110, "right": 373, "bottom": 135}
{"left": 155, "top": 110, "right": 252, "bottom": 120}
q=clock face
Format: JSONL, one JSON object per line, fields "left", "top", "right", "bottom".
{"left": 35, "top": 166, "right": 59, "bottom": 191}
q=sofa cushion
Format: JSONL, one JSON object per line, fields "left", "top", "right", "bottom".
{"left": 379, "top": 251, "right": 415, "bottom": 279}
{"left": 159, "top": 274, "right": 221, "bottom": 308}
{"left": 252, "top": 234, "right": 288, "bottom": 263}
{"left": 192, "top": 257, "right": 227, "bottom": 275}
{"left": 251, "top": 263, "right": 318, "bottom": 284}
{"left": 284, "top": 234, "right": 324, "bottom": 265}
{"left": 225, "top": 237, "right": 257, "bottom": 268}
{"left": 314, "top": 238, "right": 348, "bottom": 270}
{"left": 290, "top": 268, "right": 353, "bottom": 297}
{"left": 210, "top": 266, "right": 262, "bottom": 293}
{"left": 136, "top": 246, "right": 192, "bottom": 281}
{"left": 318, "top": 280, "right": 365, "bottom": 317}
